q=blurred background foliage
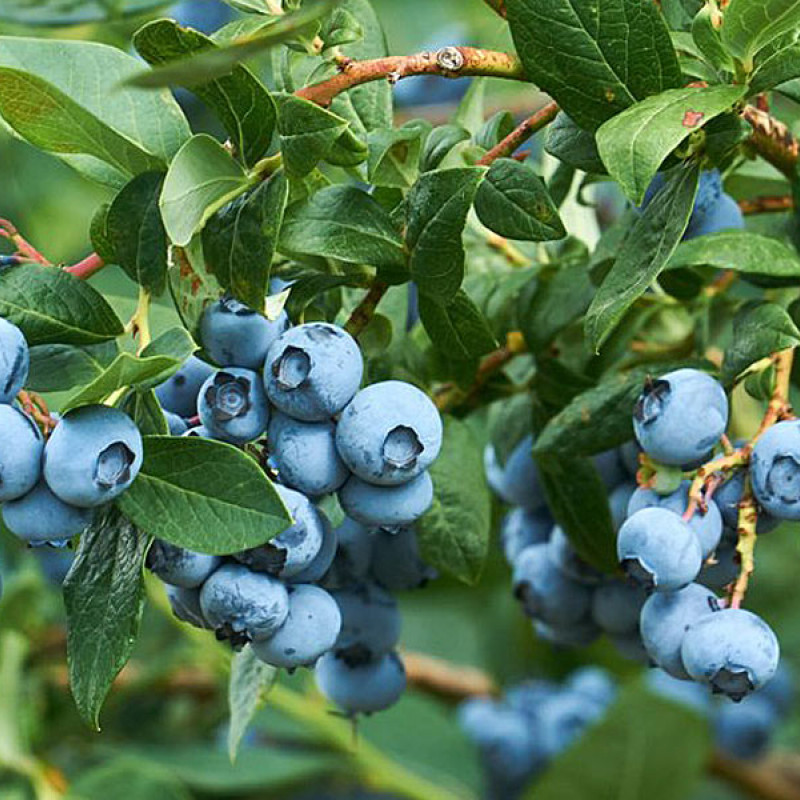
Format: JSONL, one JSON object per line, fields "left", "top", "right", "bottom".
{"left": 0, "top": 2, "right": 799, "bottom": 799}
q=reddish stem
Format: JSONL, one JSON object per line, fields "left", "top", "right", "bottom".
{"left": 64, "top": 253, "right": 106, "bottom": 280}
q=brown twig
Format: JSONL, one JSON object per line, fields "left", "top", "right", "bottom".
{"left": 17, "top": 390, "right": 57, "bottom": 436}
{"left": 743, "top": 106, "right": 800, "bottom": 179}
{"left": 435, "top": 331, "right": 527, "bottom": 412}
{"left": 739, "top": 195, "right": 793, "bottom": 215}
{"left": 297, "top": 47, "right": 526, "bottom": 107}
{"left": 64, "top": 252, "right": 106, "bottom": 280}
{"left": 710, "top": 752, "right": 800, "bottom": 800}
{"left": 729, "top": 477, "right": 758, "bottom": 609}
{"left": 481, "top": 0, "right": 507, "bottom": 18}
{"left": 344, "top": 282, "right": 389, "bottom": 337}
{"left": 477, "top": 101, "right": 560, "bottom": 166}
{"left": 402, "top": 651, "right": 498, "bottom": 702}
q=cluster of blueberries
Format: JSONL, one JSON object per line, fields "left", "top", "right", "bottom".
{"left": 0, "top": 318, "right": 143, "bottom": 548}
{"left": 459, "top": 665, "right": 794, "bottom": 798}
{"left": 487, "top": 365, "right": 799, "bottom": 706}
{"left": 151, "top": 296, "right": 443, "bottom": 715}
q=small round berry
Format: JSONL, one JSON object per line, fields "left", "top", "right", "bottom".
{"left": 0, "top": 316, "right": 29, "bottom": 404}
{"left": 155, "top": 355, "right": 214, "bottom": 417}
{"left": 0, "top": 405, "right": 43, "bottom": 502}
{"left": 197, "top": 367, "right": 269, "bottom": 445}
{"left": 750, "top": 420, "right": 800, "bottom": 520}
{"left": 146, "top": 540, "right": 220, "bottom": 588}
{"left": 338, "top": 471, "right": 433, "bottom": 527}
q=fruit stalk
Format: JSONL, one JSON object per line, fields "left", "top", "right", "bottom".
{"left": 344, "top": 281, "right": 389, "bottom": 337}
{"left": 296, "top": 48, "right": 526, "bottom": 107}
{"left": 64, "top": 253, "right": 106, "bottom": 280}
{"left": 743, "top": 106, "right": 800, "bottom": 180}
{"left": 729, "top": 477, "right": 758, "bottom": 609}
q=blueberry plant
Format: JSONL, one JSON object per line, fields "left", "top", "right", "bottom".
{"left": 3, "top": 0, "right": 800, "bottom": 798}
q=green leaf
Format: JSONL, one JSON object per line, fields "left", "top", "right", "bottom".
{"left": 90, "top": 203, "right": 116, "bottom": 264}
{"left": 134, "top": 20, "right": 276, "bottom": 168}
{"left": 160, "top": 134, "right": 251, "bottom": 247}
{"left": 68, "top": 757, "right": 190, "bottom": 800}
{"left": 751, "top": 42, "right": 800, "bottom": 93}
{"left": 367, "top": 121, "right": 428, "bottom": 188}
{"left": 279, "top": 185, "right": 405, "bottom": 270}
{"left": 475, "top": 110, "right": 515, "bottom": 150}
{"left": 0, "top": 0, "right": 166, "bottom": 25}
{"left": 596, "top": 85, "right": 746, "bottom": 204}
{"left": 203, "top": 171, "right": 289, "bottom": 310}
{"left": 274, "top": 93, "right": 351, "bottom": 177}
{"left": 506, "top": 0, "right": 682, "bottom": 131}
{"left": 228, "top": 646, "right": 277, "bottom": 763}
{"left": 26, "top": 341, "right": 118, "bottom": 394}
{"left": 406, "top": 167, "right": 486, "bottom": 302}
{"left": 140, "top": 326, "right": 198, "bottom": 365}
{"left": 107, "top": 172, "right": 169, "bottom": 296}
{"left": 329, "top": 0, "right": 392, "bottom": 134}
{"left": 537, "top": 453, "right": 617, "bottom": 573}
{"left": 0, "top": 264, "right": 123, "bottom": 346}
{"left": 169, "top": 239, "right": 222, "bottom": 336}
{"left": 585, "top": 163, "right": 700, "bottom": 351}
{"left": 127, "top": 0, "right": 338, "bottom": 88}
{"left": 117, "top": 436, "right": 290, "bottom": 556}
{"left": 691, "top": 4, "right": 733, "bottom": 72}
{"left": 418, "top": 290, "right": 498, "bottom": 362}
{"left": 722, "top": 0, "right": 800, "bottom": 66}
{"left": 474, "top": 158, "right": 565, "bottom": 242}
{"left": 667, "top": 230, "right": 800, "bottom": 278}
{"left": 417, "top": 418, "right": 491, "bottom": 585}
{"left": 0, "top": 37, "right": 189, "bottom": 187}
{"left": 723, "top": 302, "right": 800, "bottom": 383}
{"left": 544, "top": 112, "right": 606, "bottom": 173}
{"left": 531, "top": 678, "right": 711, "bottom": 800}
{"left": 519, "top": 263, "right": 594, "bottom": 353}
{"left": 420, "top": 124, "right": 471, "bottom": 172}
{"left": 64, "top": 507, "right": 150, "bottom": 729}
{"left": 284, "top": 274, "right": 361, "bottom": 319}
{"left": 120, "top": 389, "right": 169, "bottom": 437}
{"left": 61, "top": 351, "right": 186, "bottom": 413}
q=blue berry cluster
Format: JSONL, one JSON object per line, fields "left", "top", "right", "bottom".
{"left": 640, "top": 169, "right": 744, "bottom": 239}
{"left": 458, "top": 667, "right": 617, "bottom": 798}
{"left": 152, "top": 295, "right": 443, "bottom": 716}
{"left": 0, "top": 317, "right": 143, "bottom": 549}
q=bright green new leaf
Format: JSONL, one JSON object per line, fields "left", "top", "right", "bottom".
{"left": 722, "top": 0, "right": 800, "bottom": 66}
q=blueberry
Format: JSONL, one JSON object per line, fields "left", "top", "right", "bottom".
{"left": 182, "top": 424, "right": 213, "bottom": 438}
{"left": 633, "top": 369, "right": 728, "bottom": 466}
{"left": 199, "top": 563, "right": 290, "bottom": 644}
{"left": 751, "top": 420, "right": 800, "bottom": 520}
{"left": 628, "top": 480, "right": 723, "bottom": 557}
{"left": 335, "top": 381, "right": 443, "bottom": 486}
{"left": 760, "top": 662, "right": 794, "bottom": 718}
{"left": 166, "top": 584, "right": 213, "bottom": 629}
{"left": 251, "top": 584, "right": 342, "bottom": 669}
{"left": 235, "top": 484, "right": 324, "bottom": 578}
{"left": 0, "top": 317, "right": 29, "bottom": 404}
{"left": 593, "top": 448, "right": 627, "bottom": 490}
{"left": 499, "top": 435, "right": 547, "bottom": 511}
{"left": 547, "top": 526, "right": 604, "bottom": 585}
{"left": 268, "top": 412, "right": 349, "bottom": 497}
{"left": 200, "top": 296, "right": 289, "bottom": 370}
{"left": 538, "top": 691, "right": 606, "bottom": 759}
{"left": 685, "top": 192, "right": 744, "bottom": 239}
{"left": 533, "top": 617, "right": 602, "bottom": 649}
{"left": 0, "top": 405, "right": 43, "bottom": 502}
{"left": 370, "top": 525, "right": 436, "bottom": 591}
{"left": 641, "top": 170, "right": 723, "bottom": 236}
{"left": 639, "top": 583, "right": 719, "bottom": 679}
{"left": 170, "top": 0, "right": 234, "bottom": 33}
{"left": 617, "top": 507, "right": 703, "bottom": 591}
{"left": 264, "top": 323, "right": 363, "bottom": 422}
{"left": 505, "top": 680, "right": 559, "bottom": 722}
{"left": 714, "top": 694, "right": 777, "bottom": 760}
{"left": 619, "top": 441, "right": 641, "bottom": 477}
{"left": 698, "top": 540, "right": 740, "bottom": 590}
{"left": 609, "top": 481, "right": 636, "bottom": 531}
{"left": 164, "top": 410, "right": 188, "bottom": 436}
{"left": 320, "top": 516, "right": 374, "bottom": 589}
{"left": 714, "top": 469, "right": 780, "bottom": 534}
{"left": 567, "top": 667, "right": 617, "bottom": 708}
{"left": 646, "top": 668, "right": 711, "bottom": 714}
{"left": 43, "top": 405, "right": 143, "bottom": 508}
{"left": 155, "top": 355, "right": 214, "bottom": 417}
{"left": 681, "top": 609, "right": 780, "bottom": 700}
{"left": 2, "top": 479, "right": 93, "bottom": 546}
{"left": 513, "top": 543, "right": 592, "bottom": 627}
{"left": 591, "top": 579, "right": 647, "bottom": 636}
{"left": 331, "top": 582, "right": 401, "bottom": 664}
{"left": 611, "top": 632, "right": 651, "bottom": 663}
{"left": 287, "top": 512, "right": 337, "bottom": 584}
{"left": 338, "top": 471, "right": 433, "bottom": 527}
{"left": 146, "top": 540, "right": 220, "bottom": 588}
{"left": 500, "top": 507, "right": 552, "bottom": 564}
{"left": 469, "top": 707, "right": 544, "bottom": 785}
{"left": 484, "top": 444, "right": 512, "bottom": 503}
{"left": 314, "top": 650, "right": 406, "bottom": 715}
{"left": 198, "top": 367, "right": 269, "bottom": 445}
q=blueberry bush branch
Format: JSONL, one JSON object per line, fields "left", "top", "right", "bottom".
{"left": 476, "top": 101, "right": 560, "bottom": 166}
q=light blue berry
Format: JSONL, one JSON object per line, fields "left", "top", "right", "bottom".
{"left": 0, "top": 317, "right": 29, "bottom": 404}
{"left": 500, "top": 507, "right": 552, "bottom": 564}
{"left": 714, "top": 470, "right": 779, "bottom": 534}
{"left": 609, "top": 481, "right": 636, "bottom": 532}
{"left": 714, "top": 695, "right": 777, "bottom": 760}
{"left": 617, "top": 507, "right": 703, "bottom": 591}
{"left": 164, "top": 410, "right": 188, "bottom": 436}
{"left": 251, "top": 584, "right": 342, "bottom": 669}
{"left": 533, "top": 617, "right": 601, "bottom": 649}
{"left": 155, "top": 355, "right": 214, "bottom": 417}
{"left": 264, "top": 323, "right": 363, "bottom": 422}
{"left": 287, "top": 512, "right": 337, "bottom": 584}
{"left": 633, "top": 369, "right": 728, "bottom": 466}
{"left": 335, "top": 381, "right": 442, "bottom": 486}
{"left": 499, "top": 435, "right": 547, "bottom": 510}
{"left": 0, "top": 405, "right": 43, "bottom": 502}
{"left": 370, "top": 525, "right": 436, "bottom": 591}
{"left": 321, "top": 516, "right": 374, "bottom": 589}
{"left": 166, "top": 585, "right": 213, "bottom": 629}
{"left": 685, "top": 192, "right": 744, "bottom": 239}
{"left": 43, "top": 405, "right": 143, "bottom": 508}
{"left": 639, "top": 582, "right": 719, "bottom": 678}
{"left": 338, "top": 471, "right": 433, "bottom": 527}
{"left": 331, "top": 582, "right": 401, "bottom": 663}
{"left": 751, "top": 421, "right": 800, "bottom": 520}
{"left": 547, "top": 526, "right": 603, "bottom": 585}
{"left": 147, "top": 540, "right": 220, "bottom": 588}
{"left": 198, "top": 367, "right": 269, "bottom": 445}
{"left": 591, "top": 579, "right": 647, "bottom": 636}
